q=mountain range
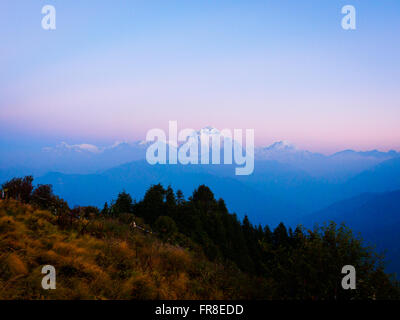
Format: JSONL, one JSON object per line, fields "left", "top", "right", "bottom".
{"left": 1, "top": 128, "right": 399, "bottom": 219}
{"left": 22, "top": 138, "right": 398, "bottom": 220}
{"left": 1, "top": 128, "right": 398, "bottom": 180}
{"left": 301, "top": 190, "right": 400, "bottom": 274}
{"left": 1, "top": 129, "right": 399, "bottom": 272}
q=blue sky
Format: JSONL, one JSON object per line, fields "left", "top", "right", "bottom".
{"left": 1, "top": 0, "right": 400, "bottom": 153}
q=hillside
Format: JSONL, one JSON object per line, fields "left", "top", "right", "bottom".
{"left": 1, "top": 176, "right": 399, "bottom": 299}
{"left": 300, "top": 190, "right": 400, "bottom": 274}
{"left": 36, "top": 160, "right": 301, "bottom": 226}
{"left": 0, "top": 199, "right": 257, "bottom": 299}
{"left": 30, "top": 155, "right": 400, "bottom": 228}
{"left": 343, "top": 158, "right": 400, "bottom": 195}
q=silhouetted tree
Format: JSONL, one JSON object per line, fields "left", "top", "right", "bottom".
{"left": 139, "top": 184, "right": 165, "bottom": 223}
{"left": 176, "top": 190, "right": 185, "bottom": 205}
{"left": 113, "top": 191, "right": 133, "bottom": 215}
{"left": 101, "top": 202, "right": 110, "bottom": 215}
{"left": 273, "top": 222, "right": 289, "bottom": 247}
{"left": 2, "top": 176, "right": 34, "bottom": 203}
{"left": 31, "top": 184, "right": 54, "bottom": 210}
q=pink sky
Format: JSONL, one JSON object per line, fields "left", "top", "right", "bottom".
{"left": 1, "top": 1, "right": 399, "bottom": 154}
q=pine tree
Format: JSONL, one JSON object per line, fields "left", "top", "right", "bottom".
{"left": 273, "top": 222, "right": 289, "bottom": 247}
{"left": 101, "top": 202, "right": 109, "bottom": 215}
{"left": 165, "top": 186, "right": 176, "bottom": 207}
{"left": 112, "top": 191, "right": 133, "bottom": 215}
{"left": 176, "top": 190, "right": 185, "bottom": 205}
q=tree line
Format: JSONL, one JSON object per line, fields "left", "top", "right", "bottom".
{"left": 2, "top": 176, "right": 399, "bottom": 299}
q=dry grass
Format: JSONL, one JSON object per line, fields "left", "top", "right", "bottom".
{"left": 0, "top": 199, "right": 247, "bottom": 300}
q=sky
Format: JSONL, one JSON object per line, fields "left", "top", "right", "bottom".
{"left": 1, "top": 0, "right": 400, "bottom": 154}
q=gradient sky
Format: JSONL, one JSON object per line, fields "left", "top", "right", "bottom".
{"left": 1, "top": 0, "right": 400, "bottom": 153}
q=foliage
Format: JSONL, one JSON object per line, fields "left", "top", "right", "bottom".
{"left": 2, "top": 176, "right": 34, "bottom": 203}
{"left": 154, "top": 216, "right": 178, "bottom": 241}
{"left": 111, "top": 191, "right": 133, "bottom": 215}
{"left": 0, "top": 176, "right": 399, "bottom": 300}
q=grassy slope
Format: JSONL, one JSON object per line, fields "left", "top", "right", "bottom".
{"left": 0, "top": 199, "right": 256, "bottom": 300}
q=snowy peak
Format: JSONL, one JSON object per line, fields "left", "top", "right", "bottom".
{"left": 43, "top": 138, "right": 399, "bottom": 164}
{"left": 43, "top": 141, "right": 149, "bottom": 155}
{"left": 179, "top": 126, "right": 242, "bottom": 147}
{"left": 196, "top": 126, "right": 237, "bottom": 139}
{"left": 199, "top": 126, "right": 221, "bottom": 136}
{"left": 255, "top": 141, "right": 324, "bottom": 164}
{"left": 265, "top": 140, "right": 296, "bottom": 152}
{"left": 43, "top": 142, "right": 101, "bottom": 154}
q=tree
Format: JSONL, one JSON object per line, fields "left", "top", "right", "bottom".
{"left": 31, "top": 184, "right": 55, "bottom": 210}
{"left": 112, "top": 191, "right": 133, "bottom": 215}
{"left": 217, "top": 198, "right": 228, "bottom": 213}
{"left": 273, "top": 222, "right": 289, "bottom": 247}
{"left": 176, "top": 190, "right": 185, "bottom": 205}
{"left": 108, "top": 183, "right": 400, "bottom": 299}
{"left": 165, "top": 186, "right": 176, "bottom": 212}
{"left": 192, "top": 185, "right": 215, "bottom": 203}
{"left": 165, "top": 186, "right": 176, "bottom": 207}
{"left": 141, "top": 184, "right": 165, "bottom": 223}
{"left": 101, "top": 202, "right": 110, "bottom": 215}
{"left": 144, "top": 184, "right": 165, "bottom": 205}
{"left": 154, "top": 216, "right": 178, "bottom": 241}
{"left": 191, "top": 185, "right": 217, "bottom": 213}
{"left": 2, "top": 176, "right": 34, "bottom": 203}
{"left": 263, "top": 225, "right": 273, "bottom": 243}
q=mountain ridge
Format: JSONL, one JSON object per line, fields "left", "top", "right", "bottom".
{"left": 299, "top": 189, "right": 400, "bottom": 274}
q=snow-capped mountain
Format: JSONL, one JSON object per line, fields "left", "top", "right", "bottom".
{"left": 43, "top": 142, "right": 102, "bottom": 154}
{"left": 1, "top": 127, "right": 399, "bottom": 182}
{"left": 255, "top": 141, "right": 324, "bottom": 162}
{"left": 7, "top": 141, "right": 149, "bottom": 176}
{"left": 180, "top": 126, "right": 244, "bottom": 147}
{"left": 263, "top": 140, "right": 297, "bottom": 151}
{"left": 42, "top": 141, "right": 148, "bottom": 155}
{"left": 254, "top": 141, "right": 399, "bottom": 180}
{"left": 36, "top": 136, "right": 400, "bottom": 177}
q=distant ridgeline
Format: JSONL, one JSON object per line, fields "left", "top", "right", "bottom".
{"left": 0, "top": 176, "right": 399, "bottom": 299}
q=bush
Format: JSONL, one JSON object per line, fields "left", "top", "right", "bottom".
{"left": 154, "top": 216, "right": 177, "bottom": 241}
